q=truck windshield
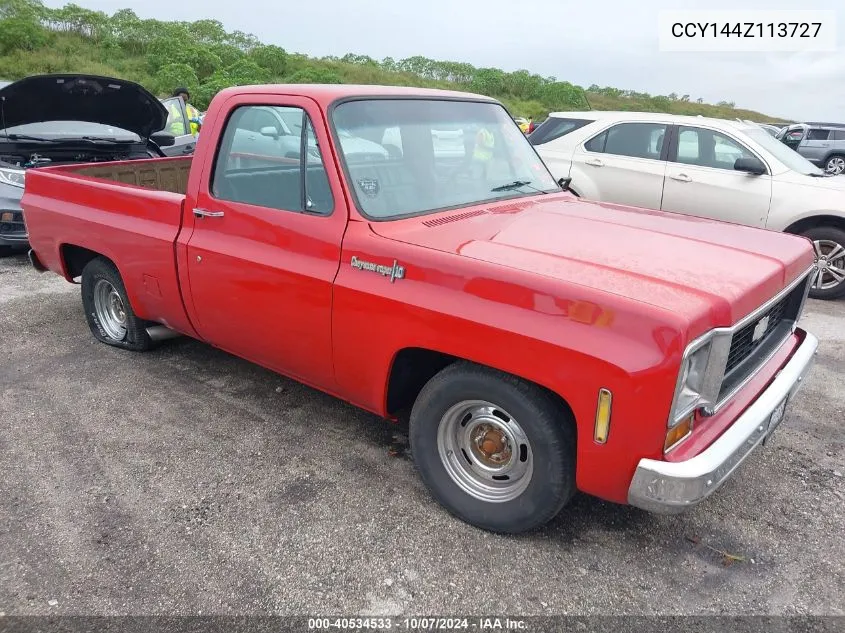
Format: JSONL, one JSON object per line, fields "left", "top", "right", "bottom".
{"left": 330, "top": 99, "right": 560, "bottom": 220}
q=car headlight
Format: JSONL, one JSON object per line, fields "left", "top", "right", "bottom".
{"left": 668, "top": 332, "right": 732, "bottom": 428}
{"left": 672, "top": 342, "right": 712, "bottom": 421}
{"left": 0, "top": 167, "right": 25, "bottom": 188}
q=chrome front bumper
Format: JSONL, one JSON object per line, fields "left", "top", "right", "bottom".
{"left": 628, "top": 331, "right": 819, "bottom": 514}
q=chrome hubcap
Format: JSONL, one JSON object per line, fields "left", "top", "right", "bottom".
{"left": 825, "top": 157, "right": 845, "bottom": 175}
{"left": 436, "top": 400, "right": 533, "bottom": 503}
{"left": 93, "top": 279, "right": 127, "bottom": 340}
{"left": 812, "top": 240, "right": 845, "bottom": 290}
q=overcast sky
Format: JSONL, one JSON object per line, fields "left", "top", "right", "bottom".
{"left": 43, "top": 0, "right": 844, "bottom": 121}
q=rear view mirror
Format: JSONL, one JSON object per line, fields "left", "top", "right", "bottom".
{"left": 150, "top": 131, "right": 175, "bottom": 147}
{"left": 260, "top": 126, "right": 280, "bottom": 139}
{"left": 558, "top": 177, "right": 573, "bottom": 191}
{"left": 734, "top": 157, "right": 766, "bottom": 175}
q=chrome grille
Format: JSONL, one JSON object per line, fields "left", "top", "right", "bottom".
{"left": 717, "top": 272, "right": 811, "bottom": 403}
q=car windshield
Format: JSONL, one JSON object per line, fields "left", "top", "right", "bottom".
{"left": 745, "top": 128, "right": 824, "bottom": 175}
{"left": 0, "top": 120, "right": 140, "bottom": 141}
{"left": 330, "top": 99, "right": 560, "bottom": 219}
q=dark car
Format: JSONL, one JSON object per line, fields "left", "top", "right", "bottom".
{"left": 0, "top": 74, "right": 174, "bottom": 252}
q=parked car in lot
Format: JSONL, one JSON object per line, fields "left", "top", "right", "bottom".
{"left": 531, "top": 111, "right": 845, "bottom": 299}
{"left": 0, "top": 73, "right": 175, "bottom": 252}
{"left": 776, "top": 122, "right": 845, "bottom": 175}
{"left": 22, "top": 84, "right": 818, "bottom": 534}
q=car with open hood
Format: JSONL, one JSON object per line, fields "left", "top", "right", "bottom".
{"left": 0, "top": 73, "right": 174, "bottom": 251}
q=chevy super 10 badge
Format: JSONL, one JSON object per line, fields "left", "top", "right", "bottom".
{"left": 350, "top": 256, "right": 405, "bottom": 283}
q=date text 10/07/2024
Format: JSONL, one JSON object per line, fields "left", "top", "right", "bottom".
{"left": 308, "top": 617, "right": 528, "bottom": 630}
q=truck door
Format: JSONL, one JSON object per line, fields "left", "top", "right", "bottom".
{"left": 181, "top": 94, "right": 349, "bottom": 389}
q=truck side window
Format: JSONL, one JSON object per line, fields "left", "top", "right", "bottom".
{"left": 210, "top": 104, "right": 334, "bottom": 215}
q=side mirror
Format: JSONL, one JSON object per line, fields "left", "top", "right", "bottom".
{"left": 150, "top": 131, "right": 175, "bottom": 147}
{"left": 734, "top": 156, "right": 766, "bottom": 175}
{"left": 260, "top": 126, "right": 280, "bottom": 139}
{"left": 558, "top": 177, "right": 573, "bottom": 191}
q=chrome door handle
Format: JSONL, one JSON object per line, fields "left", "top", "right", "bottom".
{"left": 670, "top": 173, "right": 691, "bottom": 182}
{"left": 193, "top": 208, "right": 225, "bottom": 218}
{"left": 585, "top": 158, "right": 603, "bottom": 167}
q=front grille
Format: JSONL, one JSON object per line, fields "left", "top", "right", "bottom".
{"left": 724, "top": 293, "right": 790, "bottom": 374}
{"left": 717, "top": 273, "right": 810, "bottom": 402}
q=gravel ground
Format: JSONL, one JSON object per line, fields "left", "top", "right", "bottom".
{"left": 0, "top": 251, "right": 843, "bottom": 617}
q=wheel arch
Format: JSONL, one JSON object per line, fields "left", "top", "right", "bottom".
{"left": 783, "top": 214, "right": 845, "bottom": 236}
{"left": 60, "top": 243, "right": 110, "bottom": 281}
{"left": 384, "top": 346, "right": 577, "bottom": 438}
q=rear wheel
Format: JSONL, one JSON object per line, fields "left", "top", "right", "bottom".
{"left": 80, "top": 257, "right": 154, "bottom": 351}
{"left": 802, "top": 226, "right": 845, "bottom": 300}
{"left": 824, "top": 155, "right": 845, "bottom": 175}
{"left": 409, "top": 362, "right": 576, "bottom": 534}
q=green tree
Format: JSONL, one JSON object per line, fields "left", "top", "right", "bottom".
{"left": 248, "top": 44, "right": 287, "bottom": 76}
{"left": 286, "top": 68, "right": 342, "bottom": 84}
{"left": 224, "top": 58, "right": 270, "bottom": 84}
{"left": 0, "top": 15, "right": 48, "bottom": 53}
{"left": 153, "top": 62, "right": 198, "bottom": 97}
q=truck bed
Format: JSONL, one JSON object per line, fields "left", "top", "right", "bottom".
{"left": 73, "top": 156, "right": 192, "bottom": 194}
{"left": 21, "top": 155, "right": 198, "bottom": 338}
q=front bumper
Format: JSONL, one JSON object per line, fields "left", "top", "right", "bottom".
{"left": 628, "top": 330, "right": 819, "bottom": 514}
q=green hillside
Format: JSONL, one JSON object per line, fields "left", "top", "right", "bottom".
{"left": 0, "top": 0, "right": 791, "bottom": 124}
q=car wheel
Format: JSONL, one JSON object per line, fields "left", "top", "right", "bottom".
{"left": 802, "top": 226, "right": 845, "bottom": 300}
{"left": 80, "top": 257, "right": 155, "bottom": 351}
{"left": 824, "top": 155, "right": 845, "bottom": 175}
{"left": 409, "top": 362, "right": 576, "bottom": 534}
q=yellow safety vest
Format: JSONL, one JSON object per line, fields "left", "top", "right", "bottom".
{"left": 167, "top": 101, "right": 185, "bottom": 135}
{"left": 473, "top": 128, "right": 494, "bottom": 161}
{"left": 186, "top": 103, "right": 200, "bottom": 136}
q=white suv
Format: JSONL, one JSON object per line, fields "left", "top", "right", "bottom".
{"left": 531, "top": 111, "right": 845, "bottom": 299}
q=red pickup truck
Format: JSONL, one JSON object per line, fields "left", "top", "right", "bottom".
{"left": 22, "top": 83, "right": 819, "bottom": 534}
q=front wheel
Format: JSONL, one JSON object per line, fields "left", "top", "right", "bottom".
{"left": 802, "top": 226, "right": 845, "bottom": 300}
{"left": 81, "top": 257, "right": 154, "bottom": 351}
{"left": 409, "top": 362, "right": 576, "bottom": 534}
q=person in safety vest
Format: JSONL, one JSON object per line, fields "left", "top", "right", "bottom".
{"left": 172, "top": 87, "right": 201, "bottom": 136}
{"left": 472, "top": 125, "right": 495, "bottom": 179}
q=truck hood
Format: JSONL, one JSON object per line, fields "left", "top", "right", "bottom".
{"left": 371, "top": 194, "right": 814, "bottom": 329}
{"left": 0, "top": 74, "right": 167, "bottom": 139}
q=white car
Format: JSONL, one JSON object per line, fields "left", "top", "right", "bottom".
{"left": 531, "top": 111, "right": 845, "bottom": 299}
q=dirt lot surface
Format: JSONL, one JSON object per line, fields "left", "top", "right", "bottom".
{"left": 1, "top": 252, "right": 843, "bottom": 616}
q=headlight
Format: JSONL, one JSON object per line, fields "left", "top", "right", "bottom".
{"left": 0, "top": 167, "right": 25, "bottom": 188}
{"left": 667, "top": 332, "right": 731, "bottom": 427}
{"left": 671, "top": 342, "right": 712, "bottom": 422}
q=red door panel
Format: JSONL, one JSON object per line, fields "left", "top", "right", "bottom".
{"left": 181, "top": 94, "right": 349, "bottom": 389}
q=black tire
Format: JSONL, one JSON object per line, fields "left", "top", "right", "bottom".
{"left": 801, "top": 226, "right": 845, "bottom": 300}
{"left": 409, "top": 362, "right": 576, "bottom": 534}
{"left": 80, "top": 257, "right": 154, "bottom": 351}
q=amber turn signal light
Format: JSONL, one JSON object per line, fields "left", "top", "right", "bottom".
{"left": 594, "top": 388, "right": 612, "bottom": 443}
{"left": 665, "top": 414, "right": 693, "bottom": 452}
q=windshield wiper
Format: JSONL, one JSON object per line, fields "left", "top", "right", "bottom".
{"left": 65, "top": 136, "right": 131, "bottom": 144}
{"left": 490, "top": 180, "right": 547, "bottom": 194}
{"left": 0, "top": 133, "right": 52, "bottom": 142}
{"left": 0, "top": 134, "right": 132, "bottom": 144}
